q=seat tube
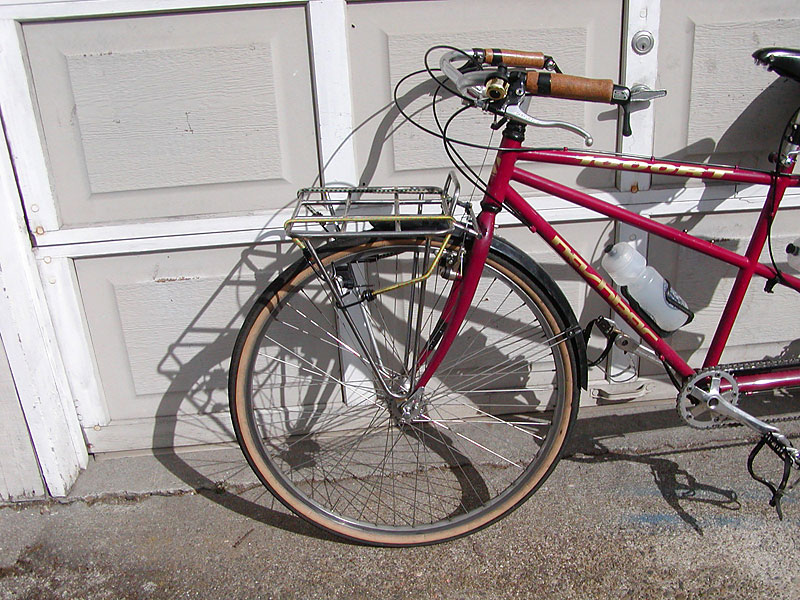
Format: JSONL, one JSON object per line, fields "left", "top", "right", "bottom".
{"left": 413, "top": 130, "right": 522, "bottom": 390}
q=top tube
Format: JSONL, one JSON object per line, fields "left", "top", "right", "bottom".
{"left": 514, "top": 149, "right": 795, "bottom": 187}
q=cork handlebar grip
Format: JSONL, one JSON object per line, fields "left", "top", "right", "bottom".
{"left": 478, "top": 48, "right": 547, "bottom": 69}
{"left": 525, "top": 72, "right": 615, "bottom": 103}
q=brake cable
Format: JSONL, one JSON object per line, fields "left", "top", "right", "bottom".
{"left": 581, "top": 317, "right": 618, "bottom": 368}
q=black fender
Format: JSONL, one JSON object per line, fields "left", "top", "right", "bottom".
{"left": 490, "top": 235, "right": 588, "bottom": 390}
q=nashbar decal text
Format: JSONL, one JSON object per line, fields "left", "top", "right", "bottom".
{"left": 575, "top": 156, "right": 735, "bottom": 179}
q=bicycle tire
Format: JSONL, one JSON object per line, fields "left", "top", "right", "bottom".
{"left": 229, "top": 236, "right": 580, "bottom": 546}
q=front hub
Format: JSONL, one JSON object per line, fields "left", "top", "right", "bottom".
{"left": 389, "top": 388, "right": 427, "bottom": 426}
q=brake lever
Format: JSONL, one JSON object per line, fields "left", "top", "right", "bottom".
{"left": 440, "top": 49, "right": 595, "bottom": 146}
{"left": 502, "top": 104, "right": 594, "bottom": 146}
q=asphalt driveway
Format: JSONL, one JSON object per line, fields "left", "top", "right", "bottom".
{"left": 2, "top": 399, "right": 799, "bottom": 600}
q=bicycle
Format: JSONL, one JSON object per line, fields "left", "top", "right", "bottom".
{"left": 228, "top": 45, "right": 800, "bottom": 546}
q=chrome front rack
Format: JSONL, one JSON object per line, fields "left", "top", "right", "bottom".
{"left": 284, "top": 173, "right": 477, "bottom": 300}
{"left": 284, "top": 172, "right": 476, "bottom": 247}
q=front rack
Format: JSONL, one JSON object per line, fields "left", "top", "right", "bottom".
{"left": 284, "top": 173, "right": 477, "bottom": 299}
{"left": 284, "top": 173, "right": 474, "bottom": 246}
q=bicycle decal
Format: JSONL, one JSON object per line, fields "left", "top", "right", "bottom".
{"left": 574, "top": 155, "right": 735, "bottom": 179}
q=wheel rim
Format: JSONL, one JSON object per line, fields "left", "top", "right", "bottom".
{"left": 235, "top": 240, "right": 573, "bottom": 542}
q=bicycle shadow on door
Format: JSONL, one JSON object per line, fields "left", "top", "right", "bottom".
{"left": 147, "top": 236, "right": 536, "bottom": 539}
{"left": 147, "top": 160, "right": 564, "bottom": 541}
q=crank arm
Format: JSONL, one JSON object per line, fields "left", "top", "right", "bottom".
{"left": 612, "top": 331, "right": 662, "bottom": 366}
{"left": 592, "top": 315, "right": 661, "bottom": 366}
{"left": 688, "top": 384, "right": 780, "bottom": 435}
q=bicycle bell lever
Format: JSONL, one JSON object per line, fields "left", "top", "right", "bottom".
{"left": 617, "top": 85, "right": 667, "bottom": 137}
{"left": 629, "top": 85, "right": 667, "bottom": 102}
{"left": 502, "top": 104, "right": 594, "bottom": 146}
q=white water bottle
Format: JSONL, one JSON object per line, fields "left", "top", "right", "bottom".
{"left": 786, "top": 239, "right": 800, "bottom": 271}
{"left": 602, "top": 242, "right": 692, "bottom": 333}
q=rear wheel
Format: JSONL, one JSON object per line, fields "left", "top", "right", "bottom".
{"left": 229, "top": 237, "right": 580, "bottom": 545}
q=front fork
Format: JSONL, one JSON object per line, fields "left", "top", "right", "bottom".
{"left": 302, "top": 209, "right": 496, "bottom": 405}
{"left": 314, "top": 129, "right": 516, "bottom": 402}
{"left": 412, "top": 131, "right": 524, "bottom": 392}
{"left": 411, "top": 208, "right": 498, "bottom": 391}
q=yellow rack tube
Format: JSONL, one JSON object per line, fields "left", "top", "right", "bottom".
{"left": 370, "top": 234, "right": 453, "bottom": 297}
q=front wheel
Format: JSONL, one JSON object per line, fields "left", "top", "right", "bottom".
{"left": 229, "top": 237, "right": 580, "bottom": 546}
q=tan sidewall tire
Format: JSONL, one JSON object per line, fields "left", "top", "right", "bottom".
{"left": 230, "top": 239, "right": 578, "bottom": 546}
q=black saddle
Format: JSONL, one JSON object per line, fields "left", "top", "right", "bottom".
{"left": 753, "top": 48, "right": 800, "bottom": 83}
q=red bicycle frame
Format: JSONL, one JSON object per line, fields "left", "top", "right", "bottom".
{"left": 416, "top": 132, "right": 800, "bottom": 393}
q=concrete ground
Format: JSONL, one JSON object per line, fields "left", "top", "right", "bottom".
{"left": 2, "top": 398, "right": 800, "bottom": 600}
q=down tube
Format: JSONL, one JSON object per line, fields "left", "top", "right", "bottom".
{"left": 503, "top": 187, "right": 694, "bottom": 378}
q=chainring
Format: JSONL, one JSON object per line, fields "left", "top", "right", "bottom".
{"left": 677, "top": 368, "right": 739, "bottom": 429}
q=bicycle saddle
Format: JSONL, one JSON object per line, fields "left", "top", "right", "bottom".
{"left": 753, "top": 47, "right": 800, "bottom": 82}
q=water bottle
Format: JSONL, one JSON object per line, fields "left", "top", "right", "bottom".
{"left": 786, "top": 239, "right": 800, "bottom": 271}
{"left": 601, "top": 242, "right": 692, "bottom": 333}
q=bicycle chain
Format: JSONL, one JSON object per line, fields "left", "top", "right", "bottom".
{"left": 718, "top": 356, "right": 800, "bottom": 375}
{"left": 676, "top": 405, "right": 800, "bottom": 430}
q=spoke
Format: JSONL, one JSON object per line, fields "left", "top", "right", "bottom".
{"left": 418, "top": 414, "right": 523, "bottom": 469}
{"left": 427, "top": 331, "right": 562, "bottom": 405}
{"left": 276, "top": 304, "right": 365, "bottom": 362}
{"left": 296, "top": 284, "right": 339, "bottom": 331}
{"left": 250, "top": 371, "right": 377, "bottom": 393}
{"left": 275, "top": 317, "right": 364, "bottom": 361}
{"left": 255, "top": 348, "right": 372, "bottom": 404}
{"left": 437, "top": 324, "right": 547, "bottom": 375}
{"left": 413, "top": 264, "right": 451, "bottom": 351}
{"left": 277, "top": 417, "right": 494, "bottom": 523}
{"left": 425, "top": 283, "right": 518, "bottom": 373}
{"left": 447, "top": 283, "right": 515, "bottom": 349}
{"left": 426, "top": 399, "right": 547, "bottom": 442}
{"left": 414, "top": 419, "right": 545, "bottom": 425}
{"left": 364, "top": 294, "right": 409, "bottom": 378}
{"left": 262, "top": 406, "right": 392, "bottom": 455}
{"left": 428, "top": 386, "right": 553, "bottom": 395}
{"left": 404, "top": 420, "right": 489, "bottom": 513}
{"left": 323, "top": 402, "right": 393, "bottom": 477}
{"left": 331, "top": 432, "right": 413, "bottom": 524}
{"left": 425, "top": 328, "right": 548, "bottom": 402}
{"left": 275, "top": 416, "right": 393, "bottom": 474}
{"left": 426, "top": 355, "right": 553, "bottom": 407}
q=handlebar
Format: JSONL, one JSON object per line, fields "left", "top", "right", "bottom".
{"left": 438, "top": 47, "right": 665, "bottom": 144}
{"left": 473, "top": 48, "right": 548, "bottom": 69}
{"left": 525, "top": 72, "right": 615, "bottom": 104}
